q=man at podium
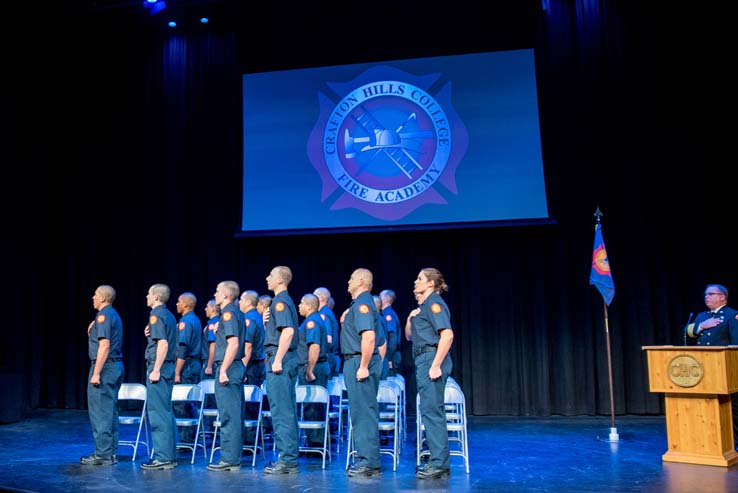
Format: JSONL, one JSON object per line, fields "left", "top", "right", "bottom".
{"left": 685, "top": 283, "right": 738, "bottom": 449}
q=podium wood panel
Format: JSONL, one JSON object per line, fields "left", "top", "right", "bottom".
{"left": 642, "top": 346, "right": 738, "bottom": 467}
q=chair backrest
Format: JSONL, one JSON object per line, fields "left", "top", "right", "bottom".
{"left": 296, "top": 384, "right": 329, "bottom": 404}
{"left": 327, "top": 378, "right": 342, "bottom": 398}
{"left": 444, "top": 384, "right": 465, "bottom": 406}
{"left": 172, "top": 383, "right": 204, "bottom": 403}
{"left": 243, "top": 384, "right": 263, "bottom": 403}
{"left": 336, "top": 373, "right": 347, "bottom": 391}
{"left": 198, "top": 378, "right": 215, "bottom": 395}
{"left": 377, "top": 380, "right": 400, "bottom": 405}
{"left": 390, "top": 373, "right": 405, "bottom": 386}
{"left": 118, "top": 382, "right": 147, "bottom": 401}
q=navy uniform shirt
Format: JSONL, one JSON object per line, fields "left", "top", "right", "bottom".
{"left": 200, "top": 315, "right": 219, "bottom": 360}
{"left": 318, "top": 305, "right": 340, "bottom": 354}
{"left": 264, "top": 291, "right": 299, "bottom": 351}
{"left": 243, "top": 308, "right": 266, "bottom": 361}
{"left": 214, "top": 301, "right": 245, "bottom": 362}
{"left": 341, "top": 291, "right": 380, "bottom": 355}
{"left": 145, "top": 304, "right": 178, "bottom": 362}
{"left": 411, "top": 292, "right": 452, "bottom": 350}
{"left": 691, "top": 306, "right": 738, "bottom": 346}
{"left": 376, "top": 309, "right": 387, "bottom": 347}
{"left": 177, "top": 311, "right": 203, "bottom": 360}
{"left": 297, "top": 311, "right": 328, "bottom": 365}
{"left": 89, "top": 304, "right": 124, "bottom": 360}
{"left": 382, "top": 306, "right": 401, "bottom": 351}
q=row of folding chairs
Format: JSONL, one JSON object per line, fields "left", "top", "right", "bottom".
{"left": 204, "top": 380, "right": 334, "bottom": 468}
{"left": 116, "top": 372, "right": 424, "bottom": 470}
{"left": 117, "top": 382, "right": 208, "bottom": 465}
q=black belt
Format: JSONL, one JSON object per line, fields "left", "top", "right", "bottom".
{"left": 149, "top": 360, "right": 175, "bottom": 364}
{"left": 413, "top": 346, "right": 436, "bottom": 357}
{"left": 317, "top": 357, "right": 327, "bottom": 363}
{"left": 249, "top": 358, "right": 265, "bottom": 363}
{"left": 92, "top": 357, "right": 122, "bottom": 363}
{"left": 343, "top": 352, "right": 378, "bottom": 360}
{"left": 265, "top": 349, "right": 295, "bottom": 358}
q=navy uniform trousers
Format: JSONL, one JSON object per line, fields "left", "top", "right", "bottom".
{"left": 147, "top": 360, "right": 177, "bottom": 462}
{"left": 344, "top": 354, "right": 381, "bottom": 468}
{"left": 87, "top": 360, "right": 124, "bottom": 459}
{"left": 213, "top": 360, "right": 245, "bottom": 465}
{"left": 265, "top": 352, "right": 300, "bottom": 465}
{"left": 415, "top": 351, "right": 452, "bottom": 469}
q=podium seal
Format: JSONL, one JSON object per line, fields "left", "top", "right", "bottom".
{"left": 668, "top": 354, "right": 704, "bottom": 388}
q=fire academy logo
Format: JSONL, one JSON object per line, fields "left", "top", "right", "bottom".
{"left": 307, "top": 66, "right": 469, "bottom": 221}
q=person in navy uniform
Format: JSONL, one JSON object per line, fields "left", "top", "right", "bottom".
{"left": 239, "top": 290, "right": 266, "bottom": 447}
{"left": 80, "top": 285, "right": 125, "bottom": 466}
{"left": 201, "top": 299, "right": 219, "bottom": 379}
{"left": 380, "top": 289, "right": 402, "bottom": 377}
{"left": 240, "top": 290, "right": 266, "bottom": 388}
{"left": 406, "top": 268, "right": 454, "bottom": 479}
{"left": 373, "top": 295, "right": 389, "bottom": 379}
{"left": 140, "top": 284, "right": 179, "bottom": 470}
{"left": 342, "top": 268, "right": 382, "bottom": 478}
{"left": 207, "top": 280, "right": 246, "bottom": 472}
{"left": 314, "top": 287, "right": 341, "bottom": 377}
{"left": 173, "top": 292, "right": 202, "bottom": 445}
{"left": 297, "top": 293, "right": 331, "bottom": 447}
{"left": 263, "top": 266, "right": 300, "bottom": 475}
{"left": 686, "top": 284, "right": 738, "bottom": 448}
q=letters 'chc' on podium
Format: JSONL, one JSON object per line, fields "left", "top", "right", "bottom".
{"left": 642, "top": 346, "right": 738, "bottom": 467}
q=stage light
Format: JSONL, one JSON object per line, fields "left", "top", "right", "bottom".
{"left": 200, "top": 17, "right": 209, "bottom": 24}
{"left": 167, "top": 20, "right": 176, "bottom": 27}
{"left": 143, "top": 0, "right": 167, "bottom": 16}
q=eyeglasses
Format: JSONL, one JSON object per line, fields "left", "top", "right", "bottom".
{"left": 706, "top": 292, "right": 723, "bottom": 296}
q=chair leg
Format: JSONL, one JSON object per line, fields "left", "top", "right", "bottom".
{"left": 209, "top": 425, "right": 219, "bottom": 464}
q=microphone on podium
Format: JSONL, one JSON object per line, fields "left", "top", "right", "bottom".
{"left": 683, "top": 312, "right": 694, "bottom": 346}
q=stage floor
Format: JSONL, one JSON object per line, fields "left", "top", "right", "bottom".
{"left": 1, "top": 410, "right": 737, "bottom": 492}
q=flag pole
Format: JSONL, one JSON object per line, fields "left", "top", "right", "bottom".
{"left": 593, "top": 207, "right": 619, "bottom": 442}
{"left": 603, "top": 301, "right": 618, "bottom": 440}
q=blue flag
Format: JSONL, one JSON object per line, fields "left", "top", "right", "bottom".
{"left": 590, "top": 223, "right": 614, "bottom": 305}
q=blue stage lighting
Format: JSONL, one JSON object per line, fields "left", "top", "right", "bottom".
{"left": 143, "top": 0, "right": 167, "bottom": 15}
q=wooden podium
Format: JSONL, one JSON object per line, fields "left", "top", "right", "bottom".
{"left": 643, "top": 346, "right": 738, "bottom": 467}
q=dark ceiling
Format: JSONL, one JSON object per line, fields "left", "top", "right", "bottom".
{"left": 45, "top": 0, "right": 541, "bottom": 72}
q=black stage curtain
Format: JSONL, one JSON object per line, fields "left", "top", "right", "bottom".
{"left": 3, "top": 1, "right": 734, "bottom": 417}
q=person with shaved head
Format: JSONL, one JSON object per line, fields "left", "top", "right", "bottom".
{"left": 80, "top": 285, "right": 125, "bottom": 467}
{"left": 173, "top": 292, "right": 202, "bottom": 445}
{"left": 342, "top": 268, "right": 382, "bottom": 478}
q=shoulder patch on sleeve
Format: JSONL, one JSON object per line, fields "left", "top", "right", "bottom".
{"left": 97, "top": 314, "right": 106, "bottom": 323}
{"left": 385, "top": 314, "right": 393, "bottom": 322}
{"left": 149, "top": 315, "right": 158, "bottom": 325}
{"left": 222, "top": 312, "right": 233, "bottom": 322}
{"left": 307, "top": 320, "right": 315, "bottom": 329}
{"left": 320, "top": 313, "right": 326, "bottom": 321}
{"left": 178, "top": 322, "right": 185, "bottom": 330}
{"left": 275, "top": 301, "right": 285, "bottom": 312}
{"left": 245, "top": 318, "right": 251, "bottom": 327}
{"left": 359, "top": 304, "right": 370, "bottom": 314}
{"left": 431, "top": 303, "right": 442, "bottom": 314}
